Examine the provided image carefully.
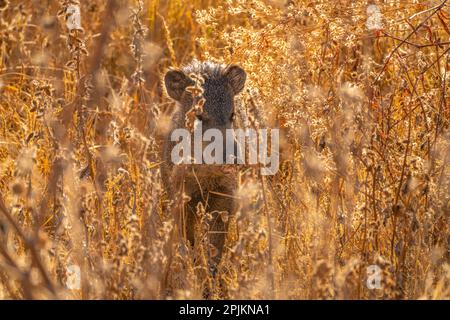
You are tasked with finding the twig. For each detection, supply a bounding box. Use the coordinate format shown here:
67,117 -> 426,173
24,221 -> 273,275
0,193 -> 56,296
381,31 -> 450,48
390,91 -> 413,262
374,0 -> 448,82
259,173 -> 276,299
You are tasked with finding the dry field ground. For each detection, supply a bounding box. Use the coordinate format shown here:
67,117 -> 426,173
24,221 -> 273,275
0,0 -> 449,299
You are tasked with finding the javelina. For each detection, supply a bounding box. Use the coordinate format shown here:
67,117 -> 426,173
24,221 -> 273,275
162,60 -> 247,274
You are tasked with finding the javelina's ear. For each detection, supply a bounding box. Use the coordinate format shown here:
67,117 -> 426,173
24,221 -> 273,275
224,65 -> 246,95
164,70 -> 193,101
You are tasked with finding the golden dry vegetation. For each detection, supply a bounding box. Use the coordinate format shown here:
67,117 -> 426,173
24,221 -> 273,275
0,0 -> 449,299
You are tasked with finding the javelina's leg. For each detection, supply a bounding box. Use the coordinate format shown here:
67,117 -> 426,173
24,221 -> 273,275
185,191 -> 202,246
206,189 -> 234,275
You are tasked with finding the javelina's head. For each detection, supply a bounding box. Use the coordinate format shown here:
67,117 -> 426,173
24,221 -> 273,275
164,60 -> 246,133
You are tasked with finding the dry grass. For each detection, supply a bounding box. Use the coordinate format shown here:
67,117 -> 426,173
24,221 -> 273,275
0,0 -> 449,299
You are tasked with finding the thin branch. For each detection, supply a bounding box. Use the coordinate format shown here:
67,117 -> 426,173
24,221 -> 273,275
374,0 -> 448,82
0,193 -> 56,296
